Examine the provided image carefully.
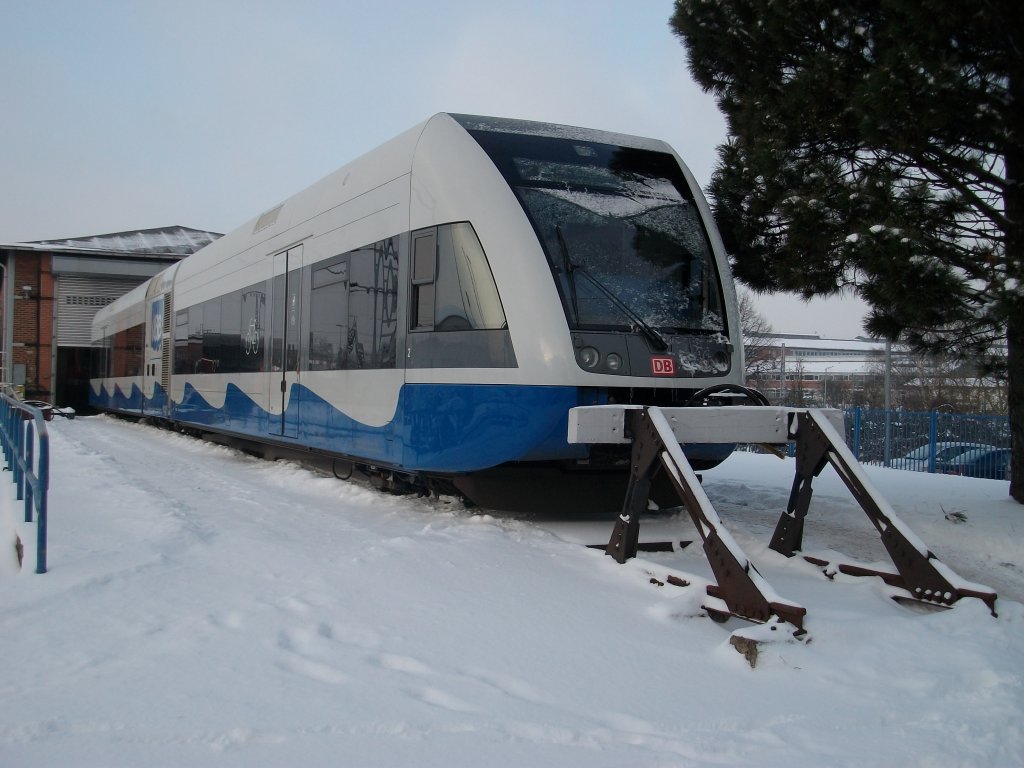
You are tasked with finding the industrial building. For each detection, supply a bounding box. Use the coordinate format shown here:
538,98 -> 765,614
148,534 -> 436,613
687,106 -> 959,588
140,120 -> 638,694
0,226 -> 219,410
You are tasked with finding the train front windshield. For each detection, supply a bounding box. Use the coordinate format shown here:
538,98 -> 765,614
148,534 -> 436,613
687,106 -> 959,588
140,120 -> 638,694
465,127 -> 726,335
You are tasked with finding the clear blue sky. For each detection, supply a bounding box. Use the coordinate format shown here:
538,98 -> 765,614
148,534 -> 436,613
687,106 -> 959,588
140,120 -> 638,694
0,0 -> 868,337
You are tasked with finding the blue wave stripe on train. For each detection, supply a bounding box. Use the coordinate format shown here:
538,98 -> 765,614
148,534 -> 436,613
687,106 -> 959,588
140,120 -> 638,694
91,381 -> 733,474
91,382 -> 596,472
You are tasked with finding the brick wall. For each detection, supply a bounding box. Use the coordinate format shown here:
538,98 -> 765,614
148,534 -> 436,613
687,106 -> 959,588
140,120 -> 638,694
4,252 -> 54,399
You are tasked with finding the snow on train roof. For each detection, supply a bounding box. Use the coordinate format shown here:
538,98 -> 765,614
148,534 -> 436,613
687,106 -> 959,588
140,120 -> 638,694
449,113 -> 670,153
15,225 -> 221,257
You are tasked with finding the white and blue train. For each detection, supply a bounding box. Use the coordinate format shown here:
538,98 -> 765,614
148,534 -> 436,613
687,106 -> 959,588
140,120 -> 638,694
90,113 -> 748,508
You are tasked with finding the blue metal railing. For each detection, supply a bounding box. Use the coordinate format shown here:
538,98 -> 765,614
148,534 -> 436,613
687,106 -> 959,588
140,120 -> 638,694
1,392 -> 49,573
843,407 -> 1010,474
743,407 -> 1010,479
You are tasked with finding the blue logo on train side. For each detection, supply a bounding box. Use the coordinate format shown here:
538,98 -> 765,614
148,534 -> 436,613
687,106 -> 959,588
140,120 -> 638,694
150,297 -> 163,352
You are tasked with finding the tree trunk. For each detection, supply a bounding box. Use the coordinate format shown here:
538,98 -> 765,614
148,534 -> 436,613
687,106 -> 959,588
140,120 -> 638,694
1009,308 -> 1023,503
1007,143 -> 1022,502
1006,94 -> 1023,501
1005,59 -> 1023,503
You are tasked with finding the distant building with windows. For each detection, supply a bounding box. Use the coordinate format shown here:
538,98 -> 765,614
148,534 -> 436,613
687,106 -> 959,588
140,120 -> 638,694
745,333 -> 907,406
747,332 -> 1006,413
0,226 -> 220,409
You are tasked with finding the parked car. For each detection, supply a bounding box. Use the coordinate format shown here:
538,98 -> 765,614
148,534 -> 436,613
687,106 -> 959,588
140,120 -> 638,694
940,447 -> 1011,480
894,441 -> 995,472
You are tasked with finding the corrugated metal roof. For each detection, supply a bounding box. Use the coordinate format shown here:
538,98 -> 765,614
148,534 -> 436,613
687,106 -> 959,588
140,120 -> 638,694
2,225 -> 222,257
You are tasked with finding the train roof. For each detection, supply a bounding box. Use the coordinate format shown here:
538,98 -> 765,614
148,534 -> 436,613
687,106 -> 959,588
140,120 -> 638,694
232,112 -> 674,243
94,113 -> 686,321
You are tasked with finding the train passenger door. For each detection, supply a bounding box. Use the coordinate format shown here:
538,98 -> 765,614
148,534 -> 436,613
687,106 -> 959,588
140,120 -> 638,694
144,291 -> 172,417
141,290 -> 171,417
269,245 -> 303,437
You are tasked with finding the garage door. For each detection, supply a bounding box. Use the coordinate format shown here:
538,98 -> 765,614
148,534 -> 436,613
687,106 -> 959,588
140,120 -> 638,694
56,275 -> 143,347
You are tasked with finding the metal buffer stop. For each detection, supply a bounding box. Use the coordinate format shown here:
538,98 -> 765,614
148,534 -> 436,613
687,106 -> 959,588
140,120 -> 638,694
568,404 -> 998,634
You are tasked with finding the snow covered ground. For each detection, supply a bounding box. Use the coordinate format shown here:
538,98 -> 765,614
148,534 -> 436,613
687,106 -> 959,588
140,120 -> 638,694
2,415 -> 1022,767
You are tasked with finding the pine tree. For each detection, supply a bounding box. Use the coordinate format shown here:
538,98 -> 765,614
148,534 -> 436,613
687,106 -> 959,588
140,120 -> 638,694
671,0 -> 1024,502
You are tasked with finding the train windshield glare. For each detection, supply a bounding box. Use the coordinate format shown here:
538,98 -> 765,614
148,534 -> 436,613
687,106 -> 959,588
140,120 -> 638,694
466,129 -> 725,334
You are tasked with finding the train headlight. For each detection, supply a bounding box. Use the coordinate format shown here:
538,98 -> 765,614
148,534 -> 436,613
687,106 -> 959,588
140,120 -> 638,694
577,346 -> 600,369
606,353 -> 623,372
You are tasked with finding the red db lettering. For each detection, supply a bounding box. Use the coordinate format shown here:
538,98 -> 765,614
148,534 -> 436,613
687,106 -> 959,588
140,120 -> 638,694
651,356 -> 675,376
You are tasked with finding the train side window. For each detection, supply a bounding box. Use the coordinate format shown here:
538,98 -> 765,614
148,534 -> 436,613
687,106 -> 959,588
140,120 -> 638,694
308,258 -> 349,370
434,223 -> 506,331
200,296 -> 222,374
186,303 -> 205,374
411,231 -> 436,330
173,309 -> 189,374
112,323 -> 144,377
91,336 -> 111,379
412,223 -> 507,333
240,285 -> 266,372
220,291 -> 242,373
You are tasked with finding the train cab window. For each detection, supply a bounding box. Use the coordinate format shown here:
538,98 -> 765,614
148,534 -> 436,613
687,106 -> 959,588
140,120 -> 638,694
463,126 -> 727,335
411,223 -> 505,332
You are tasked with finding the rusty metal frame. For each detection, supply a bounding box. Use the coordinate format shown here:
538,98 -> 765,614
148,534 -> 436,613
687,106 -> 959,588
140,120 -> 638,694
605,407 -> 807,632
598,405 -> 998,634
770,410 -> 998,614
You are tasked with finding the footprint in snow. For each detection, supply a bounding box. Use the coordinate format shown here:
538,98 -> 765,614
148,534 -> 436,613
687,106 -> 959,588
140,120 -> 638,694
460,667 -> 551,704
275,628 -> 349,686
326,621 -> 382,650
374,653 -> 435,676
207,611 -> 244,630
604,711 -> 658,735
373,653 -> 484,711
410,686 -> 476,713
277,655 -> 349,686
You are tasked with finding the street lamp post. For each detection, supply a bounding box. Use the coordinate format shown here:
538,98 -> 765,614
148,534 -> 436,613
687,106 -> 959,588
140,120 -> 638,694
0,257 -> 10,389
823,365 -> 835,407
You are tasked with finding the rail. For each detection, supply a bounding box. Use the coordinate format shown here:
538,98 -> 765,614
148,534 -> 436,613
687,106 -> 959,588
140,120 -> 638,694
1,392 -> 50,573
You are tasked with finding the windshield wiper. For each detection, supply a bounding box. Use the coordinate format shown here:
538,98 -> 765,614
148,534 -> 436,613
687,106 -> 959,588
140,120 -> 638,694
554,235 -> 670,353
573,267 -> 670,351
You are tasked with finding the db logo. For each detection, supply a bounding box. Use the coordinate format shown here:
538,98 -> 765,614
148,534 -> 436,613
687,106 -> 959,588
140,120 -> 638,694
651,356 -> 676,376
